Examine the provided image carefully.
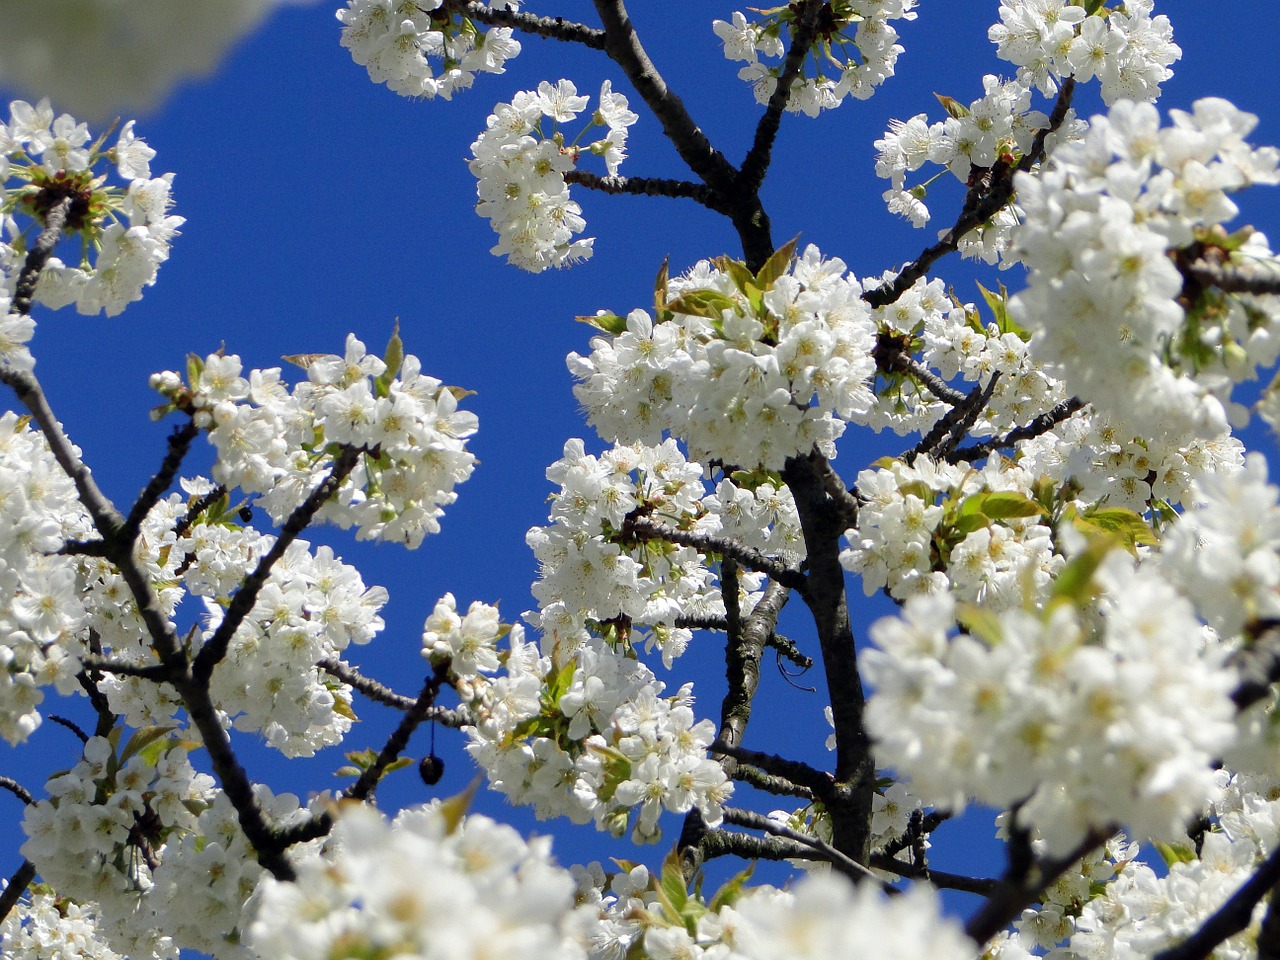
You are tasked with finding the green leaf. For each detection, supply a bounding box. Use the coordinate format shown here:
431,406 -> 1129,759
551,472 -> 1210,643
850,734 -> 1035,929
757,237 -> 799,289
577,312 -> 629,336
654,257 -> 670,313
708,861 -> 756,911
666,290 -> 740,323
438,778 -> 481,834
934,92 -> 969,119
119,725 -> 177,765
1082,0 -> 1107,16
715,255 -> 757,296
1154,840 -> 1197,867
979,490 -> 1047,520
375,321 -> 404,397
654,848 -> 698,931
1078,506 -> 1158,553
1051,528 -> 1115,604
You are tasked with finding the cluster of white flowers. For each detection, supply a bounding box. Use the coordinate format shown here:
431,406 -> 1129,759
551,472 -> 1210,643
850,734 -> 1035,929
244,802 -> 589,960
712,2 -> 918,116
469,79 -> 637,272
1012,98 -> 1280,445
0,99 -> 181,319
990,0 -> 1180,102
569,245 -> 880,471
575,857 -> 973,960
841,454 -> 1064,608
460,622 -> 731,843
19,734 -> 214,959
0,889 -> 123,960
863,547 -> 1239,856
336,0 -> 521,99
151,333 -> 477,548
0,410 -> 93,744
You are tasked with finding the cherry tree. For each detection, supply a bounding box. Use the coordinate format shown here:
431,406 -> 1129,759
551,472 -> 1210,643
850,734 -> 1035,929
2,2 -> 1280,959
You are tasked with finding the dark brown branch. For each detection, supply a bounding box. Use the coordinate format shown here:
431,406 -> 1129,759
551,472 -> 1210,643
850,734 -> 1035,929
48,714 -> 89,744
965,827 -> 1108,944
626,514 -> 806,591
730,762 -> 815,799
864,78 -> 1076,310
564,169 -> 713,204
591,0 -> 739,199
723,806 -> 893,889
0,859 -> 36,928
443,0 -> 606,48
782,450 -> 876,863
1186,261 -> 1280,296
905,375 -> 999,465
12,197 -> 71,316
698,826 -> 818,863
881,810 -> 950,858
318,656 -> 469,727
946,396 -> 1086,464
0,776 -> 33,805
813,456 -> 858,531
878,344 -> 969,406
1154,843 -> 1280,960
192,446 -> 362,684
713,740 -> 833,799
174,483 -> 229,539
122,420 -> 200,540
1232,620 -> 1280,712
739,0 -> 825,191
869,852 -> 997,896
79,653 -> 174,683
345,661 -> 452,802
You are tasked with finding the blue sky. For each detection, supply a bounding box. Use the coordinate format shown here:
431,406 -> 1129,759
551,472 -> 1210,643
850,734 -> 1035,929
2,0 -> 1280,929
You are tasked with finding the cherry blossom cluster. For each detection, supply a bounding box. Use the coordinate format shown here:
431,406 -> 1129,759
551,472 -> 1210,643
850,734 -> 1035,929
574,857 -> 973,960
0,890 -> 123,960
73,483 -> 390,757
712,2 -> 918,116
469,79 -> 637,272
0,99 -> 182,318
19,734 -> 215,959
1011,98 -> 1280,445
863,546 -> 1239,856
151,333 -> 477,548
569,245 -> 880,471
872,74 -> 1090,246
840,454 -> 1064,609
244,802 -> 590,960
0,410 -> 93,745
336,0 -> 521,99
990,0 -> 1180,102
459,623 -> 731,843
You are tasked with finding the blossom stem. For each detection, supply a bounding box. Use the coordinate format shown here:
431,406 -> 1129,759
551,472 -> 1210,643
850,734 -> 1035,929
11,197 -> 71,316
444,0 -> 606,49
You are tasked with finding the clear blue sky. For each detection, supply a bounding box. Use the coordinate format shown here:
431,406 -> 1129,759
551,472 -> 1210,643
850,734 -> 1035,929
2,0 -> 1279,929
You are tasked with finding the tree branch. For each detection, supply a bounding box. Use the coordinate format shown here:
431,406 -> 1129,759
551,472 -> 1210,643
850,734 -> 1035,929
191,446 -> 362,683
782,450 -> 876,864
625,514 -> 806,591
0,859 -> 36,928
443,0 -> 606,48
11,197 -> 71,316
122,420 -> 200,541
946,396 -> 1086,464
864,78 -> 1076,310
319,656 -> 470,727
738,0 -> 825,191
722,806 -> 894,889
564,169 -> 713,204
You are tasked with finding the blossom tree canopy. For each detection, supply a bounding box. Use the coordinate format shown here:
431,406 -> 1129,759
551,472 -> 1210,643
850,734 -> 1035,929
2,3 -> 1280,960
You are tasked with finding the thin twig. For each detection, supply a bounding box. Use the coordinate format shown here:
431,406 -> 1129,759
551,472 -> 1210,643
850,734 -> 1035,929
713,740 -> 834,799
864,78 -> 1076,310
444,0 -> 606,48
0,859 -> 36,928
318,657 -> 469,727
345,661 -> 452,802
946,396 -> 1086,463
564,170 -> 713,203
122,420 -> 200,540
1154,843 -> 1280,960
12,197 -> 71,316
723,806 -> 894,890
626,514 -> 805,591
869,852 -> 997,895
739,0 -> 825,191
192,447 -> 362,683
0,776 -> 34,805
